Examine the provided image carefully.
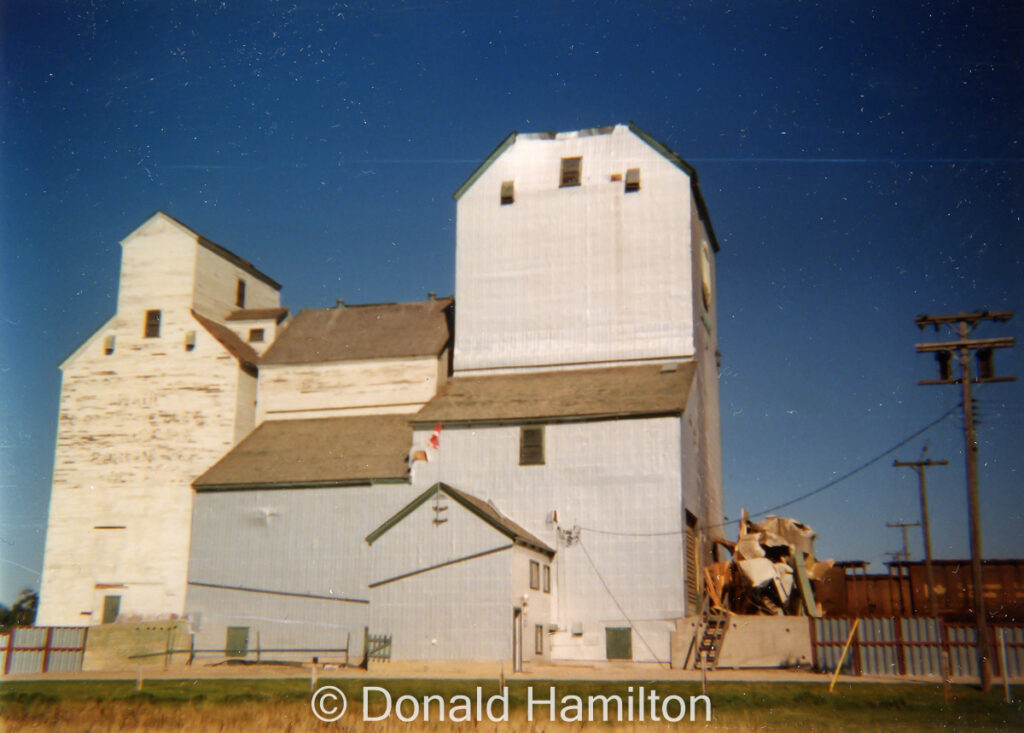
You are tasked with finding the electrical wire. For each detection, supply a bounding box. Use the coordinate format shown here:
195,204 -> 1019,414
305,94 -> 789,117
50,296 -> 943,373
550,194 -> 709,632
718,403 -> 962,528
576,535 -> 667,667
579,403 -> 961,538
580,527 -> 679,537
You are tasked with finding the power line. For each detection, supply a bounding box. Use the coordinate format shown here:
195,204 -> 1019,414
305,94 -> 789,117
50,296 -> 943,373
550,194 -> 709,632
580,404 -> 960,538
580,527 -> 679,537
725,403 -> 960,527
576,536 -> 666,667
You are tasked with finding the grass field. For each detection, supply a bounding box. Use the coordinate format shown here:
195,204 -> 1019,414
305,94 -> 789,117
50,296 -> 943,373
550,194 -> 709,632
1,678 -> 1021,731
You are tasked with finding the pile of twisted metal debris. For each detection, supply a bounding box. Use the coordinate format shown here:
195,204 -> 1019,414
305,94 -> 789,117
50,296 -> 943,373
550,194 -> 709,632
708,511 -> 835,617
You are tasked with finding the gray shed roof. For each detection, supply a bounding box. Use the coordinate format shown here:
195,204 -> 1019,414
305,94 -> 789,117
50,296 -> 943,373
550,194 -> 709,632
193,414 -> 412,490
260,297 -> 452,365
413,362 -> 696,425
366,482 -> 555,557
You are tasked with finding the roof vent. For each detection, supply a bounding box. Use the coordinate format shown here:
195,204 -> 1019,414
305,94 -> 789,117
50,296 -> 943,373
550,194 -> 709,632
336,299 -> 345,308
428,292 -> 436,301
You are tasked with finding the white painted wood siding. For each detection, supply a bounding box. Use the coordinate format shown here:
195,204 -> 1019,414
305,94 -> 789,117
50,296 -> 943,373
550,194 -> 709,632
454,125 -> 696,373
38,213 -> 282,627
193,242 -> 279,320
257,355 -> 445,422
409,417 -> 689,662
116,217 -> 198,324
37,313 -> 249,626
225,317 -> 282,357
234,369 -> 258,443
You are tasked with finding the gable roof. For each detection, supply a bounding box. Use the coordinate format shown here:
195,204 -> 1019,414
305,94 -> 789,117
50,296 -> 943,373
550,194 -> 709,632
412,362 -> 696,426
450,123 -> 719,251
366,482 -> 555,556
193,414 -> 412,490
191,311 -> 260,368
124,211 -> 282,290
226,307 -> 289,323
260,297 -> 453,365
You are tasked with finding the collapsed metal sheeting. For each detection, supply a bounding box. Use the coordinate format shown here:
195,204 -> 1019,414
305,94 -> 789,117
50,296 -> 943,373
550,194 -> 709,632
708,512 -> 833,617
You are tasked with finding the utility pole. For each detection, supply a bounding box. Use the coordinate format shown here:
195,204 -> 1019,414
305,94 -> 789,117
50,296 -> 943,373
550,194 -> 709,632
886,522 -> 919,616
886,521 -> 920,563
915,310 -> 1016,692
893,457 -> 948,619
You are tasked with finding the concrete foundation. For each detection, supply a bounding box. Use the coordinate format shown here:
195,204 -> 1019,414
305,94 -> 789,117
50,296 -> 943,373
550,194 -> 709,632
671,615 -> 812,670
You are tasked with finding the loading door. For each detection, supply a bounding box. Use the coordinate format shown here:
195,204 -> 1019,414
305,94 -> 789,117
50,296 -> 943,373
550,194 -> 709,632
606,627 -> 633,660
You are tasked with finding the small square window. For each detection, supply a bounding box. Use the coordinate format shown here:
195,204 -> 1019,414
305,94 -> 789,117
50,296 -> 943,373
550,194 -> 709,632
529,560 -> 540,590
248,328 -> 265,343
560,156 -> 582,187
103,335 -> 116,355
500,180 -> 515,205
144,310 -> 161,338
520,426 -> 545,466
236,279 -> 246,308
543,565 -> 551,593
625,167 -> 641,192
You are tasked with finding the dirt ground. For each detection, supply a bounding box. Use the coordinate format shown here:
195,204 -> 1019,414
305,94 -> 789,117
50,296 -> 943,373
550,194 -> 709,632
2,659 -> 949,685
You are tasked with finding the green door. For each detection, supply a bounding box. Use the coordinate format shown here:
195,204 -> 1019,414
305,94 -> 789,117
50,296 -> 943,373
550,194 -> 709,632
225,626 -> 249,657
606,627 -> 632,660
102,595 -> 121,624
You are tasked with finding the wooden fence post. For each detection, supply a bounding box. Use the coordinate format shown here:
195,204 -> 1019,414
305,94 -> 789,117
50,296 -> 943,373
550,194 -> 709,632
894,617 -> 905,676
4,630 -> 14,675
852,619 -> 862,676
808,617 -> 818,671
41,628 -> 54,674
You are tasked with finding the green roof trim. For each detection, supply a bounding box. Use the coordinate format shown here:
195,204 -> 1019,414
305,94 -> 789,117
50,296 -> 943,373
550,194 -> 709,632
194,477 -> 409,493
366,483 -> 442,545
366,481 -> 555,556
452,131 -> 517,201
628,121 -> 721,252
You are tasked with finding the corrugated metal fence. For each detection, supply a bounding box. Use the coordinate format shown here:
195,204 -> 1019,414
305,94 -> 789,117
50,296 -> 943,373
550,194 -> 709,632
811,617 -> 1024,679
1,626 -> 88,675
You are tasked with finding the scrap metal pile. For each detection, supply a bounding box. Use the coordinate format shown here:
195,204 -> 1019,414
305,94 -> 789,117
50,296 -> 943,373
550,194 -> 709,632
706,512 -> 835,617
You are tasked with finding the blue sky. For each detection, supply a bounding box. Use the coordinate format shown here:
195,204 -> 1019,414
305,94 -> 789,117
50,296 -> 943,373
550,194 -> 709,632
1,0 -> 1022,605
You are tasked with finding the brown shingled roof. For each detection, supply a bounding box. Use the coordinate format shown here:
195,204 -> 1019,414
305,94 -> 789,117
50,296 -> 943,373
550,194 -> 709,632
413,362 -> 696,424
260,298 -> 452,365
193,414 -> 412,489
225,307 -> 289,323
191,311 -> 260,367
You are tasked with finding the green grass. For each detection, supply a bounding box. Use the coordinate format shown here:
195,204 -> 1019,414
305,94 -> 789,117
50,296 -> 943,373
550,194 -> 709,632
1,678 -> 1022,731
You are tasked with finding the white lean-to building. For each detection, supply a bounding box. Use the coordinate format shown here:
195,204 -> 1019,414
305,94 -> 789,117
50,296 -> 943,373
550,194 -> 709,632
38,123 -> 723,665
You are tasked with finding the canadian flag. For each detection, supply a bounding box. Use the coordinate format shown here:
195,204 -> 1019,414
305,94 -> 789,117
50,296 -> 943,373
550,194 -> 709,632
427,423 -> 442,451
